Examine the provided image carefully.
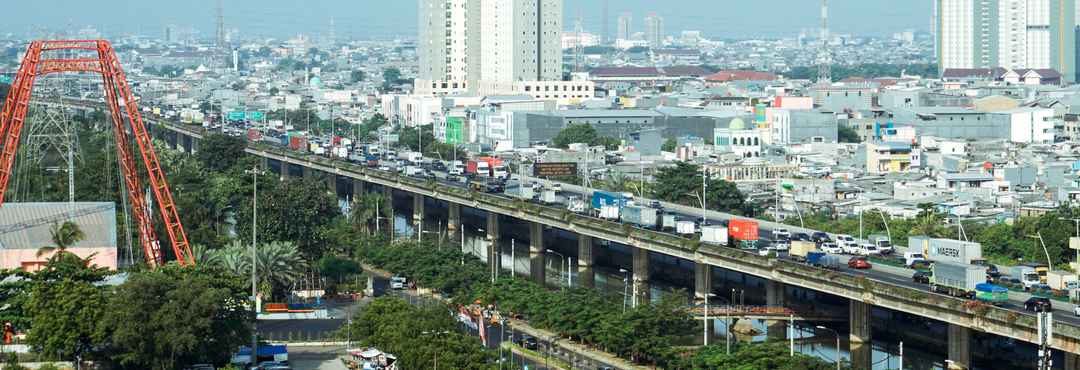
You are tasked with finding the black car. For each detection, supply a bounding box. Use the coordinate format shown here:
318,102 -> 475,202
793,232 -> 811,242
1024,297 -> 1052,312
912,270 -> 931,284
811,232 -> 831,244
517,335 -> 538,350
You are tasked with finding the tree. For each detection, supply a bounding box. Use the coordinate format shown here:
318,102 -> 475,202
98,266 -> 250,370
382,67 -> 403,91
661,138 -> 677,152
37,221 -> 85,258
205,240 -> 306,299
235,177 -> 338,259
552,124 -> 599,148
652,162 -> 750,215
350,192 -> 386,235
838,125 -> 860,143
679,341 -> 841,369
268,86 -> 279,96
195,134 -> 248,173
25,255 -> 109,366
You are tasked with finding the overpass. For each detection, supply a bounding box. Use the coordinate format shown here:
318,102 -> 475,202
144,118 -> 1080,369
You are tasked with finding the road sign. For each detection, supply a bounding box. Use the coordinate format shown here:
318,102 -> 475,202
533,162 -> 578,177
446,117 -> 464,145
246,111 -> 264,121
227,111 -> 246,121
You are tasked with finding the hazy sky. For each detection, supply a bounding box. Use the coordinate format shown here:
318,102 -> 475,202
6,0 -> 931,40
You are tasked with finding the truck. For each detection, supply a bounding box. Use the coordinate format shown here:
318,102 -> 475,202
676,221 -> 696,235
789,241 -> 818,262
468,157 -> 508,179
398,151 -> 423,164
1008,265 -> 1042,290
1046,271 -> 1079,290
511,186 -> 537,201
538,189 -> 558,204
566,196 -> 587,214
974,283 -> 1009,305
909,236 -> 983,265
869,234 -> 893,254
591,191 -> 631,212
661,214 -> 677,231
930,261 -> 987,298
728,219 -> 760,246
469,178 -> 504,193
806,252 -> 840,270
449,160 -> 466,176
620,205 -> 659,229
402,166 -> 428,178
700,225 -> 729,245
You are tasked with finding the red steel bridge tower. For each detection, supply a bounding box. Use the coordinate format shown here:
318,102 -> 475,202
0,40 -> 192,267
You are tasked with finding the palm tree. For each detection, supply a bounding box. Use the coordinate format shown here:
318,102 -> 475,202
204,240 -> 305,299
350,193 -> 384,235
37,221 -> 86,258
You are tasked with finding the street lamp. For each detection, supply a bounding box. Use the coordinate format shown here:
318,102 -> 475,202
619,268 -> 630,313
816,325 -> 841,370
1027,233 -> 1054,272
703,293 -> 716,346
244,165 -> 265,365
546,249 -> 567,288
421,330 -> 451,370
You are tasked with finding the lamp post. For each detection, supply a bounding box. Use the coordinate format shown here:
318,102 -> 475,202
244,165 -> 265,365
703,293 -> 716,346
546,249 -> 567,288
421,330 -> 451,370
816,325 -> 841,370
619,268 -> 630,313
1028,233 -> 1054,272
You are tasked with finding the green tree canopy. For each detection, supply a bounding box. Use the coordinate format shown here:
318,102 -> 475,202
661,138 -> 678,152
195,133 -> 248,173
235,178 -> 338,259
652,162 -> 752,215
838,125 -> 860,143
552,124 -> 600,148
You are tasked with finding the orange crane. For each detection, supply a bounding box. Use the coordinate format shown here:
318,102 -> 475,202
0,40 -> 193,267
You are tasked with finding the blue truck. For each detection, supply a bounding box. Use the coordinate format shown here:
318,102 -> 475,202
591,191 -> 631,210
806,252 -> 840,270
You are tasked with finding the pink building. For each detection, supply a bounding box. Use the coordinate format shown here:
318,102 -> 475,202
0,202 -> 118,271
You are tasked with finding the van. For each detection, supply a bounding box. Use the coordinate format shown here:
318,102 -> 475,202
854,243 -> 881,256
904,252 -> 926,267
835,234 -> 856,253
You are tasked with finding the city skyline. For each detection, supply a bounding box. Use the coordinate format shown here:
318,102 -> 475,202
5,0 -> 932,40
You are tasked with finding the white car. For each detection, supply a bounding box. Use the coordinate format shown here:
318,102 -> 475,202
820,242 -> 843,254
835,234 -> 857,253
854,243 -> 881,256
774,228 -> 791,240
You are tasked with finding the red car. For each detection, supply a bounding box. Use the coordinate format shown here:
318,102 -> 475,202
848,257 -> 872,269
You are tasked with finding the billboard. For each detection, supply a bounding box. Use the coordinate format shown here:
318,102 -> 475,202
446,117 -> 464,145
533,162 -> 578,177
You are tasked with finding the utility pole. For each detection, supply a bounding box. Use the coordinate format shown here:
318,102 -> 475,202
245,165 -> 264,367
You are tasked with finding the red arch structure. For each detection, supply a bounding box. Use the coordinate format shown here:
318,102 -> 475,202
0,40 -> 192,267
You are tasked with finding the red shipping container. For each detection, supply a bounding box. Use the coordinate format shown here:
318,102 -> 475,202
289,136 -> 308,152
728,219 -> 759,241
332,136 -> 342,146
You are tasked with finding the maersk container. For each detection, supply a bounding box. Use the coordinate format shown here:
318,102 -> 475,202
592,191 -> 630,211
700,225 -> 728,245
910,236 -> 983,265
620,205 -> 659,229
931,261 -> 986,298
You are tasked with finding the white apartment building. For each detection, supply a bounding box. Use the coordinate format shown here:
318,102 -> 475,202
416,0 -> 565,96
937,0 -> 1076,82
617,12 -> 632,41
644,13 -> 664,47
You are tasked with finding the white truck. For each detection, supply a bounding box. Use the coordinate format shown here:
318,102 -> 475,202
1047,271 -> 1079,290
398,151 -> 423,164
449,160 -> 466,176
700,225 -> 729,245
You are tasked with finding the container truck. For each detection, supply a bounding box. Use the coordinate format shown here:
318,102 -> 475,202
700,225 -> 729,245
1046,271 -> 1079,290
806,252 -> 840,270
931,262 -> 987,298
1008,265 -> 1042,290
566,196 -> 587,214
620,205 -> 659,229
449,160 -> 466,176
288,136 -> 308,152
468,157 -> 508,179
909,236 -> 983,265
467,160 -> 492,178
538,190 -> 558,205
661,214 -> 677,231
399,151 -> 423,164
591,191 -> 631,211
728,219 -> 760,246
974,283 -> 1009,305
675,221 -> 696,235
789,241 -> 818,262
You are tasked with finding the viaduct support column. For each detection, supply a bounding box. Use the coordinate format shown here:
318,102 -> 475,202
695,262 -> 714,344
326,172 -> 337,195
486,213 -> 500,282
577,235 -> 594,288
850,300 -> 872,369
1065,352 -> 1080,370
632,248 -> 650,307
947,324 -> 971,370
302,165 -> 313,180
766,281 -> 787,340
383,187 -> 394,239
529,222 -> 545,284
447,203 -> 461,237
352,180 -> 366,198
413,195 -> 426,239
190,137 -> 198,154
279,162 -> 290,181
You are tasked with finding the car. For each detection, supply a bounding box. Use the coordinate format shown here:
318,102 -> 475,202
772,239 -> 790,252
1075,305 -> 1080,317
912,270 -> 931,284
848,256 -> 872,269
757,246 -> 776,257
648,200 -> 662,209
909,260 -> 933,271
853,243 -> 881,256
835,234 -> 856,252
1024,297 -> 1052,312
390,276 -> 406,290
820,242 -> 843,254
811,232 -> 832,244
774,228 -> 791,240
792,232 -> 811,242
517,335 -> 538,350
